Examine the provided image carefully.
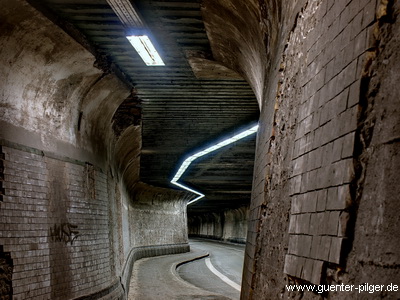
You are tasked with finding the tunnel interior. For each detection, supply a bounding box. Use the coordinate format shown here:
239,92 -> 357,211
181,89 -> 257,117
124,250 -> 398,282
1,0 -> 400,299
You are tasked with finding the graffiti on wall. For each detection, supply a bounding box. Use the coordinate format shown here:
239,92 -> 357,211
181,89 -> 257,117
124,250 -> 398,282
49,223 -> 81,245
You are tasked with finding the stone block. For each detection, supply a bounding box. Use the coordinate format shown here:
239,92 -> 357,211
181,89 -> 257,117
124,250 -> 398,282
337,88 -> 350,116
305,151 -> 313,172
333,47 -> 345,76
332,137 -> 343,162
309,213 -> 319,236
288,235 -> 300,255
319,236 -> 332,261
292,155 -> 307,177
314,127 -> 323,149
307,169 -> 319,191
347,79 -> 360,108
362,0 -> 377,28
302,171 -> 314,194
315,147 -> 324,169
291,195 -> 302,214
351,10 -> 364,40
319,102 -> 331,126
316,189 -> 327,211
298,213 -> 311,234
338,211 -> 350,237
319,212 -> 330,236
327,211 -> 340,235
306,132 -> 314,153
298,136 -> 308,156
292,139 -> 300,160
303,258 -> 314,282
331,159 -> 354,186
353,28 -> 368,58
344,41 -> 357,67
328,75 -> 339,101
303,115 -> 313,135
298,235 -> 313,257
315,68 -> 326,92
302,191 -> 317,212
326,187 -> 339,210
316,0 -> 328,21
341,132 -> 355,158
321,142 -> 333,167
329,237 -> 344,264
322,122 -> 336,146
315,166 -> 328,189
283,254 -> 297,276
337,184 -> 352,209
295,121 -> 305,141
310,235 -> 321,259
337,60 -> 357,93
316,212 -> 326,236
341,24 -> 352,50
296,256 -> 306,278
325,59 -> 335,84
318,83 -> 330,108
290,175 -> 302,195
310,260 -> 325,285
288,214 -> 297,233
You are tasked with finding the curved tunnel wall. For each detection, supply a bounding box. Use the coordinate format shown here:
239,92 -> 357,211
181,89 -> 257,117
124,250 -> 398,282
200,0 -> 400,299
0,1 -> 190,299
1,0 -> 400,299
188,206 -> 249,244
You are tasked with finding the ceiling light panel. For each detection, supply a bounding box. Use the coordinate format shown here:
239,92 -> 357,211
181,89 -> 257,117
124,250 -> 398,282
171,124 -> 259,205
126,35 -> 165,66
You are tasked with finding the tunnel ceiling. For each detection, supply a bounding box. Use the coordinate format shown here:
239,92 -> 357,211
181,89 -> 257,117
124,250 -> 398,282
33,0 -> 260,213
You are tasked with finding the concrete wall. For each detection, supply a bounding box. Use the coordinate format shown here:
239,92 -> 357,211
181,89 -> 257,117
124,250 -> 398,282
241,0 -> 400,299
0,1 -> 190,299
188,206 -> 248,244
202,0 -> 400,298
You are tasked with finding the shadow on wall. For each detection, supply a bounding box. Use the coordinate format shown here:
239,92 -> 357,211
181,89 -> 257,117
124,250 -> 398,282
0,1 -> 192,299
188,206 -> 249,244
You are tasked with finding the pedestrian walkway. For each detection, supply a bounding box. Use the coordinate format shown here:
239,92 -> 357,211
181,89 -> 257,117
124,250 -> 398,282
128,247 -> 233,300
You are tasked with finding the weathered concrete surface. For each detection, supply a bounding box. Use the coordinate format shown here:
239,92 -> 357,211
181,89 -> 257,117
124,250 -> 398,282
131,182 -> 191,247
188,206 -> 248,244
1,0 -> 399,298
341,1 -> 400,297
0,1 -> 191,299
200,0 -> 400,299
201,0 -> 269,106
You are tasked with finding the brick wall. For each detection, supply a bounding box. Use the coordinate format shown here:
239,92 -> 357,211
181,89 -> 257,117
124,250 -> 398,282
242,0 -> 399,298
0,145 -> 120,299
0,142 -> 191,299
282,0 -> 368,284
0,1 -> 191,297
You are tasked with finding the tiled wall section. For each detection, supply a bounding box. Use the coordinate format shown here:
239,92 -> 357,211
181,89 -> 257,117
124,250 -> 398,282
0,146 -> 120,299
283,0 -> 376,284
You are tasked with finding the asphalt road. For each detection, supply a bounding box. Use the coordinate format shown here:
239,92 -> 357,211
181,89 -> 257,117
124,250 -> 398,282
177,238 -> 245,300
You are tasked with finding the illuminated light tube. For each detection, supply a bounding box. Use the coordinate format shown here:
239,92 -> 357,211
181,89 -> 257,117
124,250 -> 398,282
126,35 -> 165,66
171,124 -> 259,205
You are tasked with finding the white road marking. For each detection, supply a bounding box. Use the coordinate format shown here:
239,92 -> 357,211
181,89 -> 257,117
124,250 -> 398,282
205,257 -> 241,292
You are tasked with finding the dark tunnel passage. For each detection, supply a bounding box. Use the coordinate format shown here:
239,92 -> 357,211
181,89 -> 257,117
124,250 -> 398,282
1,0 -> 400,299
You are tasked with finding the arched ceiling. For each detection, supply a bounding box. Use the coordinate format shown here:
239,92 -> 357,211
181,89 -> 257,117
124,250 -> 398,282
29,0 -> 260,213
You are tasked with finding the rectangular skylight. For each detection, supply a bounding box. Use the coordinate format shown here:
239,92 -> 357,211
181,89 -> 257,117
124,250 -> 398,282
126,35 -> 165,66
